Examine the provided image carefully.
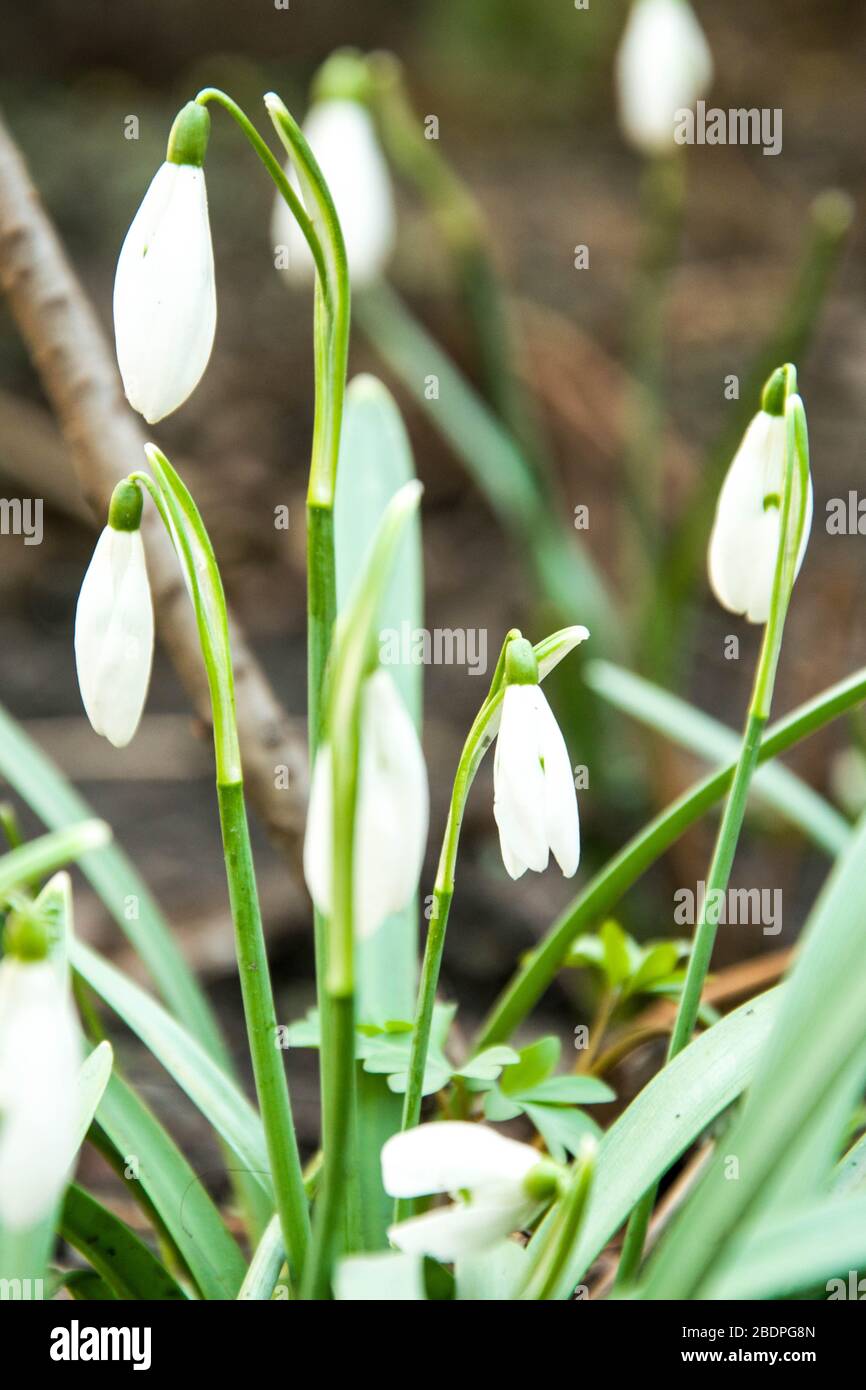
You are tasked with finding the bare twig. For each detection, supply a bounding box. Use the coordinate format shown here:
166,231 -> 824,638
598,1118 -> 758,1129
0,111 -> 307,855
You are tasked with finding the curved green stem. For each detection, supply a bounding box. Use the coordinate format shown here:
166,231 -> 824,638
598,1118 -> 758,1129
195,87 -> 328,296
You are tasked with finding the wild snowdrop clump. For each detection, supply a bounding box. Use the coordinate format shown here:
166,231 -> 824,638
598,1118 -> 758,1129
2,21 -> 866,1320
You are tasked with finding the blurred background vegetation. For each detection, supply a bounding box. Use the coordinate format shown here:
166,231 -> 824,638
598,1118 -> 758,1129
1,0 -> 865,1182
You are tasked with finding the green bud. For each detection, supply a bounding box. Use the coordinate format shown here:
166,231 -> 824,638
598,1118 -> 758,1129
166,101 -> 211,168
505,636 -> 539,687
108,480 -> 144,532
523,1159 -> 566,1203
312,48 -> 374,105
3,907 -> 50,962
761,363 -> 796,417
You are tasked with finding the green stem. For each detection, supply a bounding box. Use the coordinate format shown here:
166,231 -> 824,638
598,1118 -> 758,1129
217,782 -> 310,1283
518,1150 -> 596,1301
301,995 -> 355,1298
614,711 -> 764,1287
615,376 -> 808,1286
197,86 -> 354,1276
396,631 -> 525,1192
138,449 -> 311,1279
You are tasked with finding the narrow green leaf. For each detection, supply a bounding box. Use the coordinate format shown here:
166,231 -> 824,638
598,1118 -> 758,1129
94,1071 -> 247,1301
60,1184 -> 187,1301
71,940 -> 271,1199
533,989 -> 779,1296
586,658 -> 850,856
706,1195 -> 866,1300
0,820 -> 109,901
0,702 -> 228,1065
642,812 -> 866,1299
833,1131 -> 866,1195
334,376 -> 424,1247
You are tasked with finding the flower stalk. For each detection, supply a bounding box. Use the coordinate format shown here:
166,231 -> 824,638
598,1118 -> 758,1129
615,365 -> 810,1287
398,626 -> 589,1198
134,446 -> 310,1285
193,88 -> 353,1249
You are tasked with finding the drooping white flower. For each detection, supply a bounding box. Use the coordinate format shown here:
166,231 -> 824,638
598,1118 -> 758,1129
383,1122 -> 557,1261
114,102 -> 216,423
75,482 -> 154,749
0,957 -> 82,1230
615,0 -> 713,156
272,99 -> 396,287
708,408 -> 813,624
493,642 -> 583,880
304,669 -> 428,939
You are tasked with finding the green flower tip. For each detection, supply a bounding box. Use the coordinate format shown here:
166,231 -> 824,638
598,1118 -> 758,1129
761,363 -> 797,417
312,48 -> 374,105
167,101 -> 211,167
3,907 -> 50,962
523,1159 -> 565,1203
505,636 -> 539,687
108,479 -> 144,532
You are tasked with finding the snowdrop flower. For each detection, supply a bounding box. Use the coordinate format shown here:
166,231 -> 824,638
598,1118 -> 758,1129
304,669 -> 428,940
114,101 -> 217,423
616,0 -> 713,156
493,637 -> 585,881
383,1122 -> 561,1261
272,98 -> 396,287
75,480 -> 154,748
0,951 -> 81,1229
708,382 -> 813,624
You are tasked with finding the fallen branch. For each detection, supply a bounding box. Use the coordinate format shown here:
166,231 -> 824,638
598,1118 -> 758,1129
0,110 -> 307,856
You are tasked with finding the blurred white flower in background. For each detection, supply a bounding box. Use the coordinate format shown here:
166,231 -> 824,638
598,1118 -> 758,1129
304,668 -> 428,939
616,0 -> 713,156
272,99 -> 396,287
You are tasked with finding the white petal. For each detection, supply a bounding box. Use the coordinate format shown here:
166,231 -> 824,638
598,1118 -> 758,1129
303,742 -> 334,919
494,685 -> 549,877
616,0 -> 713,155
354,671 -> 428,939
536,689 -> 581,877
381,1121 -> 539,1198
114,163 -> 217,423
387,1196 -> 533,1262
74,528 -> 154,748
273,100 -> 395,287
0,960 -> 82,1229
